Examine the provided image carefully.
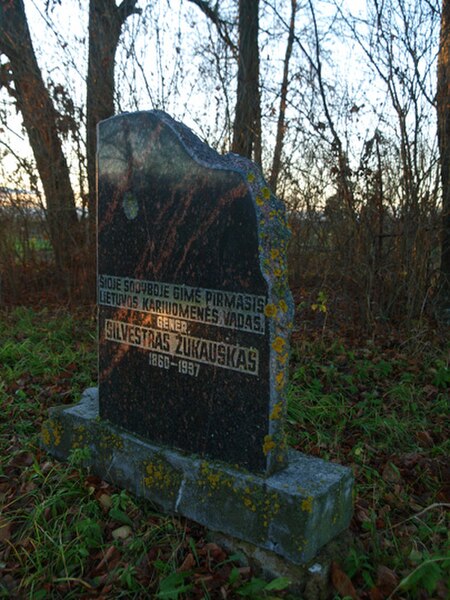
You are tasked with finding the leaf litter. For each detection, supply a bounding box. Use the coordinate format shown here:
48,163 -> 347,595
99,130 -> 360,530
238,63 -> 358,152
0,304 -> 448,598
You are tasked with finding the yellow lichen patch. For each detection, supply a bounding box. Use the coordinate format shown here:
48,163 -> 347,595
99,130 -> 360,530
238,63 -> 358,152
198,463 -> 281,517
272,336 -> 286,353
301,496 -> 314,513
263,435 -> 276,455
277,352 -> 288,365
99,431 -> 124,451
264,494 -> 280,515
278,299 -> 288,313
256,196 -> 264,206
247,172 -> 255,183
275,372 -> 284,391
270,401 -> 283,420
270,248 -> 280,260
261,187 -> 271,199
71,426 -> 87,449
207,472 -> 221,490
42,419 -> 62,447
198,462 -> 234,493
41,424 -> 51,447
143,459 -> 178,495
261,492 -> 281,528
53,422 -> 62,446
243,496 -> 257,512
273,267 -> 282,278
264,303 -> 277,318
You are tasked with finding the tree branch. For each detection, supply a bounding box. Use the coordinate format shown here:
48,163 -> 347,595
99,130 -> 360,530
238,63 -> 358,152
118,0 -> 142,22
187,0 -> 238,58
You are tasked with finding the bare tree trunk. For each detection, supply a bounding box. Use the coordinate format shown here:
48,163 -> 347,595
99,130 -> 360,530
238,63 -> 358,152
0,0 -> 78,270
269,0 -> 296,193
437,0 -> 450,320
232,0 -> 261,164
86,0 -> 141,240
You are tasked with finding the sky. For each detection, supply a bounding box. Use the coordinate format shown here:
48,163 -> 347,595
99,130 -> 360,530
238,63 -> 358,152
0,0 -> 440,205
1,1 -> 357,177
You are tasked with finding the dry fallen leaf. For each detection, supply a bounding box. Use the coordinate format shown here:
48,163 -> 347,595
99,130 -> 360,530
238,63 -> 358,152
416,431 -> 434,448
356,508 -> 371,524
94,545 -> 121,573
331,561 -> 358,600
382,462 -> 402,483
201,542 -> 227,562
177,552 -> 196,572
111,525 -> 132,540
376,564 -> 398,595
368,587 -> 384,600
98,493 -> 113,510
0,519 -> 12,542
9,452 -> 34,468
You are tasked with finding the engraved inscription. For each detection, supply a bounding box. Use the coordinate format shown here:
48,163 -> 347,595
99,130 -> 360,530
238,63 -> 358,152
148,352 -> 200,377
99,274 -> 266,335
105,319 -> 259,376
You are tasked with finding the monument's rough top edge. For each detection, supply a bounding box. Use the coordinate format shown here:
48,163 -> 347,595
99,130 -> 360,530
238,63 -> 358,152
99,109 -> 264,182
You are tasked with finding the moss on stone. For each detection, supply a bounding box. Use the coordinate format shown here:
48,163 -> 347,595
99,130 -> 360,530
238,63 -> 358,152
41,419 -> 62,447
196,462 -> 284,533
263,435 -> 276,456
142,456 -> 182,498
301,496 -> 314,513
98,430 -> 124,451
270,401 -> 283,420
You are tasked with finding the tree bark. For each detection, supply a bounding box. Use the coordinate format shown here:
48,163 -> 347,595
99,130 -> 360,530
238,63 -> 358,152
0,0 -> 78,269
86,0 -> 141,239
437,0 -> 450,320
232,0 -> 261,164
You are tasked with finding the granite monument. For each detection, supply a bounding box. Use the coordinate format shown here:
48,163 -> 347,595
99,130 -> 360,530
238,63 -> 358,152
97,111 -> 292,474
42,111 -> 353,566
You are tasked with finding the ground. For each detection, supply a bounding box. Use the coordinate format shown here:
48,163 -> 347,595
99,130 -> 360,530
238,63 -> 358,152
0,302 -> 448,599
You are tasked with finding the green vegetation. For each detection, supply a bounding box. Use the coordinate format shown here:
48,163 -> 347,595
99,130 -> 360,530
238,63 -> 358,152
288,329 -> 449,599
0,307 -> 448,598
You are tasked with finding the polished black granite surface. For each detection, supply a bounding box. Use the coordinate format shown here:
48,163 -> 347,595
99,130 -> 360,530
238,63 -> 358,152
97,111 -> 293,474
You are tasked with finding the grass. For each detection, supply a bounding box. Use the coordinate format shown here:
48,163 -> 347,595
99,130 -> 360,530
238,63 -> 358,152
288,331 -> 449,598
0,306 -> 449,598
0,307 -> 291,599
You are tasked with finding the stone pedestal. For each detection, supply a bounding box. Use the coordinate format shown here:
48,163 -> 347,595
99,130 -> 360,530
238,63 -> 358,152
42,388 -> 353,566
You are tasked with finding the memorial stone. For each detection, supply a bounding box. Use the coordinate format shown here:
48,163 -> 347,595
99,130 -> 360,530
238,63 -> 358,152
42,111 -> 353,567
97,110 -> 292,474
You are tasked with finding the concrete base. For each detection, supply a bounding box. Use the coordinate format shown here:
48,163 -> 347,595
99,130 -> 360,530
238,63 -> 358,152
209,530 -> 354,599
41,388 -> 353,565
